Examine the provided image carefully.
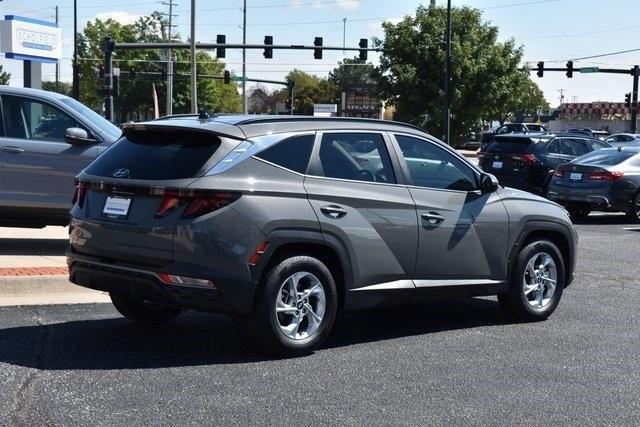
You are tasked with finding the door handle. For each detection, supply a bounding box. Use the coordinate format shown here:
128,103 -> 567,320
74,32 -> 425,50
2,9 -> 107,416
0,146 -> 24,154
421,211 -> 445,225
320,205 -> 347,219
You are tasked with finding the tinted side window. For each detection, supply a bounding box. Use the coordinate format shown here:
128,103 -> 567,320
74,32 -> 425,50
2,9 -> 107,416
396,135 -> 477,191
316,133 -> 395,184
255,134 -> 314,174
1,95 -> 79,141
565,138 -> 590,156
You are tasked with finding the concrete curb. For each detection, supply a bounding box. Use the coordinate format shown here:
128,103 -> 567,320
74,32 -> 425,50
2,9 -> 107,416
0,275 -> 110,307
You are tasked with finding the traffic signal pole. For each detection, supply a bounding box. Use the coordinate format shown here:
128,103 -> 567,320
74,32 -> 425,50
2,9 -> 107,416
632,65 -> 639,133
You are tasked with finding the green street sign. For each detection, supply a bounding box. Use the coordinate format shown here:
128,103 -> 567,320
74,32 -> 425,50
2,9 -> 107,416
231,76 -> 246,82
580,67 -> 600,74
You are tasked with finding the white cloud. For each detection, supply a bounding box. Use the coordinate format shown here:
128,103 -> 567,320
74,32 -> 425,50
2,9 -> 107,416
292,0 -> 361,10
93,11 -> 142,26
368,17 -> 403,36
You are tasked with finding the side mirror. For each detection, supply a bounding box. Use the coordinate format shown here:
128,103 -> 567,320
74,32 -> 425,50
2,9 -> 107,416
480,173 -> 499,193
64,127 -> 96,145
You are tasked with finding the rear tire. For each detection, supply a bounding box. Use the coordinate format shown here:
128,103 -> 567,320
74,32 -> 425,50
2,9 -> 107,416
248,256 -> 338,356
110,293 -> 182,325
498,240 -> 565,322
567,205 -> 591,220
626,192 -> 640,224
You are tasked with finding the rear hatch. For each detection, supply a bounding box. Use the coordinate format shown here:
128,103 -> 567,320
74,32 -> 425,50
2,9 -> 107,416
69,125 -> 242,266
478,136 -> 538,178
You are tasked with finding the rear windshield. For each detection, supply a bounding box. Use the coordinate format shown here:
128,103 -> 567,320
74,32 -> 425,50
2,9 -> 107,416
487,137 -> 539,154
85,129 -> 222,180
574,149 -> 639,166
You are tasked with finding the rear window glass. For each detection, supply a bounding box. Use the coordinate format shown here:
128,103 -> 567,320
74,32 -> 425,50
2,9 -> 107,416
487,137 -> 537,154
255,134 -> 314,174
574,149 -> 639,166
86,130 -> 221,180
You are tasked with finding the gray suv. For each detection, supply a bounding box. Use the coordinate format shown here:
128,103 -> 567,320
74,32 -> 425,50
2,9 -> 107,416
67,116 -> 578,355
0,86 -> 121,227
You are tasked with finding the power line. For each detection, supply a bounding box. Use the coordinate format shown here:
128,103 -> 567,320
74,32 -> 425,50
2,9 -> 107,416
481,0 -> 559,10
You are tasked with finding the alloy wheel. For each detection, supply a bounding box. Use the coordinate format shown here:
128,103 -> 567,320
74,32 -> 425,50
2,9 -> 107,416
522,252 -> 557,310
275,271 -> 326,340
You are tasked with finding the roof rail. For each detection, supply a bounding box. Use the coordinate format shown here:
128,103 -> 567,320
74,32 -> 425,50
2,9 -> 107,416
234,116 -> 426,133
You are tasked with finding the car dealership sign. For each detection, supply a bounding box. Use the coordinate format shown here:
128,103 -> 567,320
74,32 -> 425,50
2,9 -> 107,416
0,15 -> 62,63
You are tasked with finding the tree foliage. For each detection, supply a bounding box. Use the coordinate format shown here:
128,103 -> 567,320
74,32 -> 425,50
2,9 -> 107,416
42,80 -> 72,96
374,5 -> 548,142
328,57 -> 375,90
0,65 -> 10,85
77,12 -> 240,122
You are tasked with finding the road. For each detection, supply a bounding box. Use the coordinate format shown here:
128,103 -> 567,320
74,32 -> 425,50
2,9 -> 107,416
0,215 -> 639,425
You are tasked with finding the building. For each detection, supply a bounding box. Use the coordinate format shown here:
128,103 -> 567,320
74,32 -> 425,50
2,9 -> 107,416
546,101 -> 639,133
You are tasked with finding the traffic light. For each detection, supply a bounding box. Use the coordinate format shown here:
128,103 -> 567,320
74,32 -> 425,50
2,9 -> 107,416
98,65 -> 105,79
224,70 -> 231,84
216,34 -> 226,58
264,35 -> 273,59
625,93 -> 632,108
359,38 -> 368,61
566,60 -> 573,78
314,37 -> 323,60
285,98 -> 292,111
536,61 -> 544,78
129,67 -> 136,79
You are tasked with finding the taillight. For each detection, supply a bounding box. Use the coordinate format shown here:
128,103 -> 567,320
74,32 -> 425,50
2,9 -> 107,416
519,153 -> 538,165
72,182 -> 89,207
588,171 -> 624,181
154,190 -> 240,219
553,167 -> 565,178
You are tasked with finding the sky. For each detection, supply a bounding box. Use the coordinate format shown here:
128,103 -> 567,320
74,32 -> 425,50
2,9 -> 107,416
1,0 -> 640,107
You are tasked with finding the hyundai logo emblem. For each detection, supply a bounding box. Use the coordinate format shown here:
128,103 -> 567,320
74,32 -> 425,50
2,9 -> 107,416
112,168 -> 130,178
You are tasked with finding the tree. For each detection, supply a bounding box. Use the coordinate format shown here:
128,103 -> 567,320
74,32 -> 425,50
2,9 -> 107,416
328,57 -> 375,92
0,65 -> 10,85
77,12 -> 240,122
280,69 -> 337,115
42,81 -> 72,96
374,5 -> 548,143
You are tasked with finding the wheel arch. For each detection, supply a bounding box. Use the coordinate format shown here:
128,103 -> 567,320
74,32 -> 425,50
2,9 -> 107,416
508,221 -> 576,288
251,229 -> 354,312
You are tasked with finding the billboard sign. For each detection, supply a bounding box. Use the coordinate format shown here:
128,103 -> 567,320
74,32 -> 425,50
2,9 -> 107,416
0,15 -> 62,63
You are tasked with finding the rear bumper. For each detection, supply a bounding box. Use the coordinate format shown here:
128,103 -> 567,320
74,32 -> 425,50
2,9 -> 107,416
67,251 -> 257,315
547,186 -> 631,212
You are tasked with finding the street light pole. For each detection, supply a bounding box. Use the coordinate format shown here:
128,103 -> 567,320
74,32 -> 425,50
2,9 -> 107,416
190,0 -> 197,113
72,0 -> 79,100
443,0 -> 452,145
342,18 -> 347,54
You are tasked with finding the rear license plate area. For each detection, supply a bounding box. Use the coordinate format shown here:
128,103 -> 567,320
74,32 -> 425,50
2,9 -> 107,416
103,196 -> 132,218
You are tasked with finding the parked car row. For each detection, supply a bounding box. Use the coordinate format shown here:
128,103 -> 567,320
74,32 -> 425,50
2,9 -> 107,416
479,132 -> 640,222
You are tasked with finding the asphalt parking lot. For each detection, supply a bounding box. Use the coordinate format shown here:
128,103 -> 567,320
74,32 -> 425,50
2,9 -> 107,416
1,214 -> 639,425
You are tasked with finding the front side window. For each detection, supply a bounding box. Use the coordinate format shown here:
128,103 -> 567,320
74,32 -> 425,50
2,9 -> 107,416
255,134 -> 314,174
316,133 -> 396,184
1,95 -> 79,141
395,135 -> 477,191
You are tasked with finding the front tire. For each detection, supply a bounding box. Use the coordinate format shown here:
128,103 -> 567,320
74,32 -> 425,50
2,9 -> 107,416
110,293 -> 182,325
249,256 -> 338,356
498,240 -> 565,321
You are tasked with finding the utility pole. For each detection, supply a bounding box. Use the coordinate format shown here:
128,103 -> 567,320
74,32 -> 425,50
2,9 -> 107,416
342,18 -> 347,54
72,0 -> 79,100
558,89 -> 565,106
631,65 -> 639,133
161,0 -> 177,116
443,0 -> 452,144
242,0 -> 247,114
190,0 -> 197,113
55,5 -> 59,93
